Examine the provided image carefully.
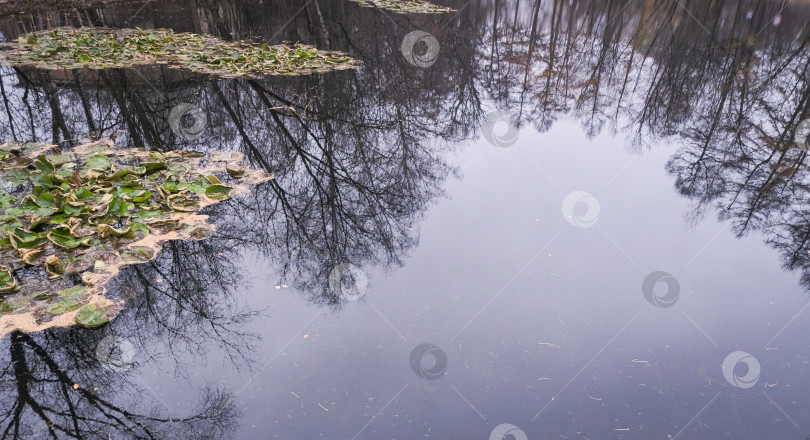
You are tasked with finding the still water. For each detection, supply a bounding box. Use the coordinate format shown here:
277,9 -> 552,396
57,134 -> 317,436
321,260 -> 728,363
1,0 -> 810,438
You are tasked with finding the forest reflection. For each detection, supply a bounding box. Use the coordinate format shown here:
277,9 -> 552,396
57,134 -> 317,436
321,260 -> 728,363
0,0 -> 809,437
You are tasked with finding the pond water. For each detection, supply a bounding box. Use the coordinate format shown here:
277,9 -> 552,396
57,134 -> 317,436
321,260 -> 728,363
1,0 -> 810,438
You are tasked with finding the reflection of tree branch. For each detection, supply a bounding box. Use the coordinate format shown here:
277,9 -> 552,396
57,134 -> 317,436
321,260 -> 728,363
1,330 -> 240,439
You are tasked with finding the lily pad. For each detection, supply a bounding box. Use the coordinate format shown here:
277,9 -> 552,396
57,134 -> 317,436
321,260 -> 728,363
46,285 -> 90,314
74,303 -> 110,328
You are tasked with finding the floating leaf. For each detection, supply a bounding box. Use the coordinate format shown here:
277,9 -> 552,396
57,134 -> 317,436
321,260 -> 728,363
8,228 -> 46,250
0,267 -> 18,295
74,303 -> 110,328
205,184 -> 232,201
47,226 -> 91,249
97,223 -> 133,238
46,285 -> 89,314
81,154 -> 112,174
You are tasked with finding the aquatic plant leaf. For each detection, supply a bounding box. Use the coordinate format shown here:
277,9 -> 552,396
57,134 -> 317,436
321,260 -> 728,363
34,155 -> 55,173
8,228 -> 46,250
46,285 -> 89,314
205,184 -> 232,200
81,154 -> 112,173
47,226 -> 91,249
74,303 -> 109,328
0,267 -> 18,295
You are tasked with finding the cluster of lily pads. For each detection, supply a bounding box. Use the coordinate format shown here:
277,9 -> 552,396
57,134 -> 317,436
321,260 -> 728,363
0,140 -> 270,334
352,0 -> 455,13
0,27 -> 361,77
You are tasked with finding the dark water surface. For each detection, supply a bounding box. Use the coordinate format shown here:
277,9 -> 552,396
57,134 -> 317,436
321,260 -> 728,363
2,0 -> 810,438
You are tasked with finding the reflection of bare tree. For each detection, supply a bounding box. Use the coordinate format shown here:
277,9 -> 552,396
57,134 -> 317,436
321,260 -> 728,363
4,0 -> 810,293
0,329 -> 240,439
478,0 -> 810,289
110,237 -> 260,365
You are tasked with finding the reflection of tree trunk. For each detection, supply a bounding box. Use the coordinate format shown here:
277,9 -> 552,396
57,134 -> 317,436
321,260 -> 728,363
101,71 -> 146,148
44,80 -> 72,146
7,331 -> 28,439
0,73 -> 18,141
76,74 -> 98,137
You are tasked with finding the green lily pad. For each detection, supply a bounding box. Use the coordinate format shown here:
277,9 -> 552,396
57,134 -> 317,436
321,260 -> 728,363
0,267 -> 19,295
47,226 -> 91,249
46,285 -> 90,314
81,154 -> 112,174
205,184 -> 232,201
74,303 -> 110,328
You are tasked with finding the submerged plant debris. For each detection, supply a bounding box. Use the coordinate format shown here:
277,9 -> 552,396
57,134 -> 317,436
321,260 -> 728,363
351,0 -> 455,14
0,27 -> 361,77
0,140 -> 272,336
